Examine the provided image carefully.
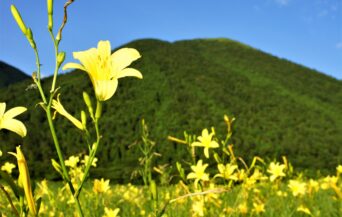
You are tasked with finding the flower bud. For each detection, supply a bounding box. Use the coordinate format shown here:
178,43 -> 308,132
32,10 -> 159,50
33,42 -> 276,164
11,146 -> 36,215
10,5 -> 27,35
57,52 -> 66,68
26,28 -> 36,49
47,0 -> 54,30
81,110 -> 87,128
83,92 -> 94,119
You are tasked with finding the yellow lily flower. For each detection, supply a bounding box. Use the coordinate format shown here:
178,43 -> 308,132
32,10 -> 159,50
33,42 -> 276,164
0,102 -> 27,137
267,162 -> 286,182
93,178 -> 110,194
1,162 -> 16,174
103,207 -> 120,217
187,160 -> 209,188
51,95 -> 84,130
288,180 -> 306,197
63,40 -> 142,101
191,128 -> 219,158
215,163 -> 238,181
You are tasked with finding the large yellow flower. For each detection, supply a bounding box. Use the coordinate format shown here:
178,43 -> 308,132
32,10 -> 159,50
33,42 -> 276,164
191,128 -> 219,158
0,102 -> 27,137
187,160 -> 209,188
63,40 -> 142,101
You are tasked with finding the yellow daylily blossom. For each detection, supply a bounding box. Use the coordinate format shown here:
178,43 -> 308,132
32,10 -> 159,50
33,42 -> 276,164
288,180 -> 306,197
0,102 -> 27,137
81,155 -> 98,167
63,40 -> 142,101
1,162 -> 16,174
93,178 -> 110,194
267,162 -> 286,182
215,163 -> 238,181
10,146 -> 36,215
64,155 -> 80,168
52,95 -> 84,130
187,160 -> 209,188
253,201 -> 265,214
103,207 -> 120,217
191,128 -> 219,158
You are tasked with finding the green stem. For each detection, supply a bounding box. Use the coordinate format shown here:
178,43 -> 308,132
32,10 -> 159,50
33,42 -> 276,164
45,104 -> 84,217
75,112 -> 101,198
32,49 -> 47,104
0,184 -> 19,217
48,30 -> 59,93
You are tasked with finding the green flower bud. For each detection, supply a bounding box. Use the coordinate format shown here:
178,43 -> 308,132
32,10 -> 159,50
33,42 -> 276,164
81,110 -> 87,128
57,52 -> 66,68
47,0 -> 54,30
10,5 -> 27,35
83,92 -> 94,119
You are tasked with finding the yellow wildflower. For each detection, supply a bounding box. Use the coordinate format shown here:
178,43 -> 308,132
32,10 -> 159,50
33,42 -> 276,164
65,156 -> 80,168
187,160 -> 209,188
52,95 -> 84,130
0,102 -> 27,137
103,207 -> 120,217
191,200 -> 205,217
63,40 -> 142,101
297,205 -> 312,216
93,178 -> 110,194
253,201 -> 265,214
215,163 -> 238,181
237,202 -> 248,214
1,162 -> 16,174
337,165 -> 342,175
267,162 -> 286,182
191,128 -> 219,158
288,180 -> 306,197
81,155 -> 98,167
321,176 -> 338,189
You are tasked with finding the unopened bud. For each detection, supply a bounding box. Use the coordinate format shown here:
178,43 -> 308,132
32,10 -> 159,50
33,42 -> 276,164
83,92 -> 94,119
26,28 -> 36,49
95,101 -> 102,120
10,5 -> 27,35
47,0 -> 54,30
81,110 -> 87,128
57,52 -> 66,68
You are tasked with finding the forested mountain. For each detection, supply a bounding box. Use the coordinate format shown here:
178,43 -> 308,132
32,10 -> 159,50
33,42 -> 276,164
0,61 -> 29,87
0,38 -> 341,181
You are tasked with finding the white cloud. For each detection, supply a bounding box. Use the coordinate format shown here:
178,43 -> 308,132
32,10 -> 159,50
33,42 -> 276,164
336,42 -> 342,49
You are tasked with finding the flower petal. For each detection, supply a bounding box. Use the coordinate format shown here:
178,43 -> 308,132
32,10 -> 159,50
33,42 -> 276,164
3,106 -> 26,119
62,62 -> 86,71
0,118 -> 27,137
95,79 -> 118,101
118,68 -> 143,79
0,103 -> 6,117
97,40 -> 111,61
111,48 -> 141,71
73,48 -> 99,79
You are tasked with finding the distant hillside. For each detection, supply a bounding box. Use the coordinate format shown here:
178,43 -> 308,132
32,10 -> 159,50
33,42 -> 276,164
0,61 -> 30,87
0,38 -> 341,181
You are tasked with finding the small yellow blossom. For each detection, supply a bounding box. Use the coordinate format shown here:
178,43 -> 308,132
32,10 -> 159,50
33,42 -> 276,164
103,207 -> 120,217
337,165 -> 342,174
63,40 -> 142,101
321,176 -> 338,189
1,162 -> 16,174
187,160 -> 209,188
308,179 -> 319,193
288,180 -> 306,197
52,95 -> 84,130
81,155 -> 98,167
253,201 -> 265,214
237,202 -> 248,214
93,178 -> 110,194
191,200 -> 205,217
65,156 -> 80,168
191,128 -> 219,158
215,163 -> 238,180
0,102 -> 27,137
297,205 -> 312,216
267,162 -> 286,182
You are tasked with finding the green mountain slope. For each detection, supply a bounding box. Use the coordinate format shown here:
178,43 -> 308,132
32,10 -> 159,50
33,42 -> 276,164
0,61 -> 30,87
0,38 -> 341,181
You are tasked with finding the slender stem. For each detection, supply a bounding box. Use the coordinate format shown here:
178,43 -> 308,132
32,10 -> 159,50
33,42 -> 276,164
75,113 -> 101,198
45,104 -> 84,217
49,30 -> 59,93
33,48 -> 47,104
0,184 -> 20,217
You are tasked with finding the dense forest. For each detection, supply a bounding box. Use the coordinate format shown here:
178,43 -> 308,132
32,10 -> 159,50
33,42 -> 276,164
0,38 -> 341,182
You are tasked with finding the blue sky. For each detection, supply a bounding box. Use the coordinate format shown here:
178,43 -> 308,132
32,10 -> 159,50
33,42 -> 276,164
1,0 -> 341,79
